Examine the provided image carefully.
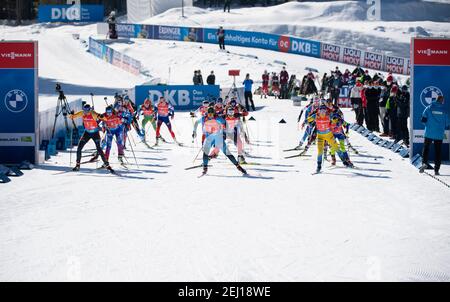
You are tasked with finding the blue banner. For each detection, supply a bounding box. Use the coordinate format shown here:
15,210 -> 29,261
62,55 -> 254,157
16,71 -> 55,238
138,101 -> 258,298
116,23 -> 142,38
0,64 -> 37,164
135,85 -> 221,111
203,29 -> 279,51
288,36 -> 321,58
38,5 -> 104,23
411,65 -> 450,159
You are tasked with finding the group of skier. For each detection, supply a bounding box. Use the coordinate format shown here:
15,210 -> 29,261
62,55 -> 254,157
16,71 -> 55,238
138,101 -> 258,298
69,93 -> 180,174
288,96 -> 355,174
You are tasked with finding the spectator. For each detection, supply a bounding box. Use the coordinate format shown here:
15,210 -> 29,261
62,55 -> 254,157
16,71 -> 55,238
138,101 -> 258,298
197,70 -> 204,85
365,80 -> 381,132
419,95 -> 449,176
320,73 -> 328,94
396,85 -> 410,146
261,70 -> 269,99
271,72 -> 280,98
328,72 -> 342,106
280,67 -> 289,99
350,81 -> 364,126
379,74 -> 394,136
217,26 -> 225,50
243,73 -> 255,111
386,84 -> 399,139
352,64 -> 364,78
107,11 -> 117,39
224,0 -> 231,13
193,70 -> 199,85
206,71 -> 215,85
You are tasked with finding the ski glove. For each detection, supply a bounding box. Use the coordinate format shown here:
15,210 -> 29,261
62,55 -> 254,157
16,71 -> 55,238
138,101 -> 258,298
192,131 -> 197,139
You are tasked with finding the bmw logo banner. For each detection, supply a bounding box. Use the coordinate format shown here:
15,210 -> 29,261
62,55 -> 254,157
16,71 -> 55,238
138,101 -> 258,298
0,41 -> 39,165
411,38 -> 450,161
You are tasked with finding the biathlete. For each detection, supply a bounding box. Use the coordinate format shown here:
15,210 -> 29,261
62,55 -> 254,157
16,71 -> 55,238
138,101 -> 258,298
69,103 -> 113,172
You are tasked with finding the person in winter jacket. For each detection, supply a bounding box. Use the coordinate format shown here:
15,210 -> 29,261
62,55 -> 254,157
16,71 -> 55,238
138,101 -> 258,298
243,73 -> 255,111
350,81 -> 364,125
379,74 -> 395,136
206,71 -> 215,85
364,81 -> 381,132
419,95 -> 449,175
386,84 -> 399,139
280,67 -> 289,99
395,85 -> 410,146
217,26 -> 225,50
328,72 -> 342,106
261,70 -> 269,98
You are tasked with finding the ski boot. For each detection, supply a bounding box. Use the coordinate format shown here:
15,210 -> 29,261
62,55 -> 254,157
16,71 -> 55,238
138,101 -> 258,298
331,155 -> 336,166
202,165 -> 208,175
419,163 -> 429,173
294,142 -> 303,150
344,160 -> 354,168
238,155 -> 247,165
72,162 -> 80,171
118,155 -> 125,165
435,170 -> 440,176
236,164 -> 248,175
316,163 -> 322,173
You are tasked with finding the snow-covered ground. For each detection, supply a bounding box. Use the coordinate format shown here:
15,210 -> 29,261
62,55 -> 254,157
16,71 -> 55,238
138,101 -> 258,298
1,0 -> 450,282
144,1 -> 450,57
2,99 -> 450,281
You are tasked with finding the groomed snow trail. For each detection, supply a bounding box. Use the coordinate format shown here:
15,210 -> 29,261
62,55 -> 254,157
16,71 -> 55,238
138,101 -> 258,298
1,98 -> 449,282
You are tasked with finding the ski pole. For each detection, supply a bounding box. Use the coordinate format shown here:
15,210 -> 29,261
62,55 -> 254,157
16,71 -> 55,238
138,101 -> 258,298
127,135 -> 139,169
69,126 -> 73,167
193,146 -> 203,164
90,93 -> 95,109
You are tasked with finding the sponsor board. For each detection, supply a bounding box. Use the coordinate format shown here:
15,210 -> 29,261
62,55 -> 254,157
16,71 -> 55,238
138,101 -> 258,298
411,38 -> 450,160
363,51 -> 383,70
0,41 -> 38,164
321,43 -> 341,62
385,55 -> 405,74
337,85 -> 351,108
412,130 -> 450,144
38,4 -> 104,23
135,85 -> 221,111
288,37 -> 321,58
342,47 -> 362,66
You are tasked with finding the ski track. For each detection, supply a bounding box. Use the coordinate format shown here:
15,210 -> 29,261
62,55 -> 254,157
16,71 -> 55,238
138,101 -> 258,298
1,98 -> 450,281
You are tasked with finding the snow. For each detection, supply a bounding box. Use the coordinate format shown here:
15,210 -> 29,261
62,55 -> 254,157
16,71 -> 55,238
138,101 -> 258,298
1,1 -> 450,282
142,1 -> 450,57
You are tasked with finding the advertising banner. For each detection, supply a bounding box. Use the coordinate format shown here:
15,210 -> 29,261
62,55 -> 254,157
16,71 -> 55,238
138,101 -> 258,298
116,23 -> 141,38
385,55 -> 405,74
154,25 -> 183,41
288,36 -> 321,58
362,51 -> 383,70
337,85 -> 352,108
0,41 -> 38,164
411,38 -> 450,160
342,47 -> 362,66
321,43 -> 341,62
38,4 -> 104,23
135,85 -> 221,111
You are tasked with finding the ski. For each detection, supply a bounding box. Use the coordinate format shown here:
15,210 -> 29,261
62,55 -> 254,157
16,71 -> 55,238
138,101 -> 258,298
283,147 -> 303,152
284,150 -> 309,159
185,164 -> 212,170
80,158 -> 99,164
347,143 -> 359,154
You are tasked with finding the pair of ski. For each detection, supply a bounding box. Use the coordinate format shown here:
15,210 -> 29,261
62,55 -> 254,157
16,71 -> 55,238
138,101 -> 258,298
284,148 -> 310,159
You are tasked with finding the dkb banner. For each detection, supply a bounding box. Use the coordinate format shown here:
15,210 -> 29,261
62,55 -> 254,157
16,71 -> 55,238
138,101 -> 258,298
38,4 -> 104,22
411,38 -> 450,160
135,85 -> 220,111
0,41 -> 39,164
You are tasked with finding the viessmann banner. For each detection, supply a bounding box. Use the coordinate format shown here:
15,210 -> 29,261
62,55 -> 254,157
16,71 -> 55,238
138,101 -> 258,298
38,4 -> 104,22
0,41 -> 39,164
411,38 -> 450,160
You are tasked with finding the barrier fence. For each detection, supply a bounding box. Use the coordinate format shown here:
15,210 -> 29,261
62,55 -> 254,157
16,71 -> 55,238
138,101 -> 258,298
99,23 -> 410,75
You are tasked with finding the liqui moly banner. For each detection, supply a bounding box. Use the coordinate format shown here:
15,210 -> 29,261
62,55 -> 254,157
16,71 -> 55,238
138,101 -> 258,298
363,51 -> 383,70
385,55 -> 406,74
411,38 -> 450,160
342,47 -> 362,66
321,43 -> 341,62
0,41 -> 39,164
